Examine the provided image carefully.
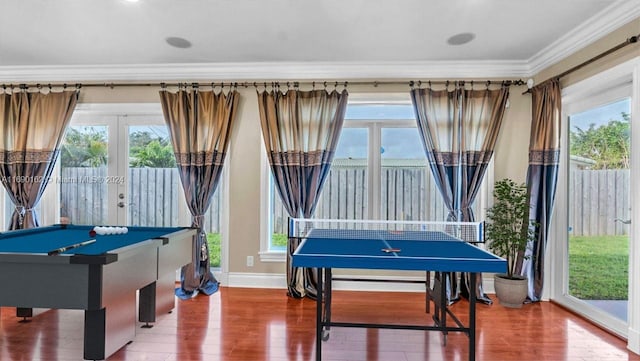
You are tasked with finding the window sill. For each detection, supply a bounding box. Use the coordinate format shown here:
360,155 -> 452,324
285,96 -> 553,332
259,250 -> 286,263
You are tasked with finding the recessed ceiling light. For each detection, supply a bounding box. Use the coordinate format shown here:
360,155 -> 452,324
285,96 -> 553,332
166,37 -> 192,49
123,0 -> 140,3
447,32 -> 476,46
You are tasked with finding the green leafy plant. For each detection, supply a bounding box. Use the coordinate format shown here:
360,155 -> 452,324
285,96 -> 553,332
61,127 -> 108,167
129,139 -> 177,168
485,179 -> 535,279
569,113 -> 630,169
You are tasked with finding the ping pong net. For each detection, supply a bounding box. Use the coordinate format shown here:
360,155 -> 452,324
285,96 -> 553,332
288,218 -> 484,244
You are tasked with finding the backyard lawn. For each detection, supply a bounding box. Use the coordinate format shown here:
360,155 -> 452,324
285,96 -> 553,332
207,233 -> 221,268
569,235 -> 628,300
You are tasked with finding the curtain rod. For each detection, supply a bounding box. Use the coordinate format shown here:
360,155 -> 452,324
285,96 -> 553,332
1,78 -> 527,91
522,32 -> 638,94
555,33 -> 639,80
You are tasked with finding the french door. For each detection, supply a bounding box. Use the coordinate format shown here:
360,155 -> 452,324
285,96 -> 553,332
59,104 -> 189,227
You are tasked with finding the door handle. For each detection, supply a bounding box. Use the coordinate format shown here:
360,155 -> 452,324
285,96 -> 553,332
615,218 -> 631,225
118,201 -> 126,208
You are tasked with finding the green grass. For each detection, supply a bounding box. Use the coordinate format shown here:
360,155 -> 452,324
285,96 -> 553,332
207,233 -> 221,268
569,235 -> 628,300
272,233 -> 287,249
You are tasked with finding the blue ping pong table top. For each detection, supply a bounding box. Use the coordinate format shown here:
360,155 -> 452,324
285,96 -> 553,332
292,228 -> 506,273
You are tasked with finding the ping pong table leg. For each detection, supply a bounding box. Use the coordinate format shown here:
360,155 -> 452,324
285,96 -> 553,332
425,271 -> 431,313
315,267 -> 323,361
469,272 -> 477,361
324,268 -> 332,340
439,275 -> 447,346
431,275 -> 448,346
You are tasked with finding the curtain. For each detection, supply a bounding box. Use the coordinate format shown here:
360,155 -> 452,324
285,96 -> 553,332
159,88 -> 239,299
517,78 -> 561,301
0,89 -> 79,230
457,86 -> 510,302
258,88 -> 348,298
411,84 -> 509,305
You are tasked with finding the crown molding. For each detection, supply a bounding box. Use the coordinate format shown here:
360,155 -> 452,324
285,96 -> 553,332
527,0 -> 640,76
0,1 -> 636,84
0,60 -> 530,84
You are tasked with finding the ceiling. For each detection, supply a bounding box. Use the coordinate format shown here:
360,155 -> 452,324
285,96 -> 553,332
0,0 -> 638,82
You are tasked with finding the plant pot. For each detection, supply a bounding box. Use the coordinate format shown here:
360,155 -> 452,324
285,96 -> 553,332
494,274 -> 528,308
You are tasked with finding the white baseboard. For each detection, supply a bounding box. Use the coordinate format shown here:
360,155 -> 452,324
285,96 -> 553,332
222,272 -> 496,294
226,272 -> 287,289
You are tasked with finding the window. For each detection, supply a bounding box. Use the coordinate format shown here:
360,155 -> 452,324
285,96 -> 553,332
262,95 -> 488,257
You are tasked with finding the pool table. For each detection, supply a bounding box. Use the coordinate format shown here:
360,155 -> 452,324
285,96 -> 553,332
0,224 -> 196,360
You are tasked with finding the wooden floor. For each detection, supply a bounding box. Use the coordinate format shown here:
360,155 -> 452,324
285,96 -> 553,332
0,287 -> 638,361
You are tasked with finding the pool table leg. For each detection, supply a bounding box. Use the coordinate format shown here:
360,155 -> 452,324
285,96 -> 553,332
16,307 -> 32,321
84,308 -> 107,360
139,274 -> 179,327
155,271 -> 178,316
84,291 -> 137,360
139,281 -> 156,326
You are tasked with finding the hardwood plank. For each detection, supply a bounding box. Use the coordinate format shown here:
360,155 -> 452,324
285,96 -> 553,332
0,287 -> 637,361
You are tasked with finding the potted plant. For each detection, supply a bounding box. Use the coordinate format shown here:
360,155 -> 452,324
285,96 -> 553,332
485,178 -> 535,308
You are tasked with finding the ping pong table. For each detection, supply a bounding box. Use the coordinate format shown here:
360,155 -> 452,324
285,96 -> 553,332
291,225 -> 506,361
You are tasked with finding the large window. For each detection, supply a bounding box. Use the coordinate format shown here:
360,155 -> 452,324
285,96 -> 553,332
264,97 -> 485,254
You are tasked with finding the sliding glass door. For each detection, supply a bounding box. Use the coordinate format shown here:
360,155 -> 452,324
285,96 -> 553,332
556,63 -> 635,338
567,98 -> 631,322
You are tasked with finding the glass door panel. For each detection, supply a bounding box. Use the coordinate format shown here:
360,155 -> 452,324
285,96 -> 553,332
568,97 -> 631,321
127,124 -> 180,227
59,125 -> 110,225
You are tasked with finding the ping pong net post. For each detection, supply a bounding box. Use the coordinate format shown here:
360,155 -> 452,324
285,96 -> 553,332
288,218 -> 484,244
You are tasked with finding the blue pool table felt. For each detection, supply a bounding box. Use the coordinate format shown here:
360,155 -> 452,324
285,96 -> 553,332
0,225 -> 185,255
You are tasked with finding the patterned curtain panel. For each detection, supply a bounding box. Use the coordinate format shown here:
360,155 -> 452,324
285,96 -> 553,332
258,88 -> 348,298
458,87 -> 509,221
159,88 -> 239,299
457,86 -> 510,303
0,89 -> 79,230
518,78 -> 561,301
411,84 -> 509,305
411,87 -> 462,304
411,87 -> 459,220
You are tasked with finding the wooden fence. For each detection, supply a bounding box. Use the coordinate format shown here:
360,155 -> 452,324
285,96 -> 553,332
58,166 -> 629,237
271,160 -> 452,233
60,167 -> 221,232
570,169 -> 630,236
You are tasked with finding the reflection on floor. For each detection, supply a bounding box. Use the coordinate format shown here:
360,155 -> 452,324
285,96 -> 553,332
585,299 -> 627,321
0,287 -> 638,361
